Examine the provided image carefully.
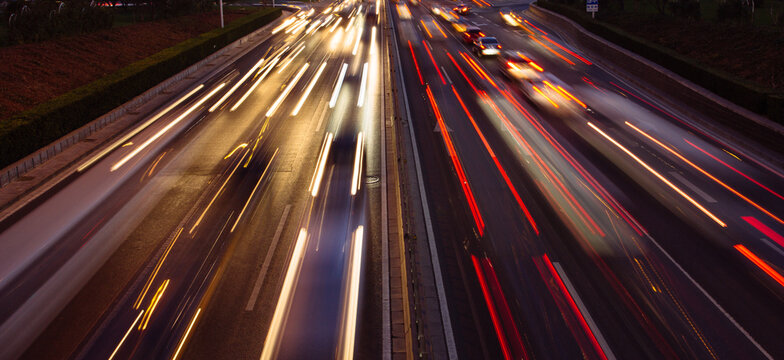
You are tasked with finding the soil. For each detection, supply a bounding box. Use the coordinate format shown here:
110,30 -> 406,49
602,14 -> 784,91
0,8 -> 253,121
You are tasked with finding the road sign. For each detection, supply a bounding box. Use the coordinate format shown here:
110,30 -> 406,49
586,0 -> 598,17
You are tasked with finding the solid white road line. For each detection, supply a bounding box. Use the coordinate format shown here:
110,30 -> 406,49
552,262 -> 616,360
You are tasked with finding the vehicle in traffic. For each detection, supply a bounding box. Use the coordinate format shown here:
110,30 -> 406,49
462,27 -> 483,43
453,4 -> 470,14
517,73 -> 588,111
451,18 -> 471,32
473,36 -> 501,56
497,51 -> 543,80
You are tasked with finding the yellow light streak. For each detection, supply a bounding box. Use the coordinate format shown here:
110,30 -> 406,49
224,143 -> 248,159
330,63 -> 349,108
140,279 -> 169,330
357,62 -> 369,107
210,58 -> 266,112
231,148 -> 279,232
134,228 -> 182,309
108,310 -> 144,360
340,226 -> 365,360
171,308 -> 202,360
190,149 -> 249,233
351,132 -> 364,196
310,133 -> 334,197
230,56 -> 279,111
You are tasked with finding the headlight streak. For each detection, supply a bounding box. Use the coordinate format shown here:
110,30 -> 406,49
172,308 -> 202,360
272,16 -> 296,34
78,85 -> 204,172
267,63 -> 310,117
111,83 -> 224,172
357,62 -> 369,107
330,63 -> 349,108
210,59 -> 266,113
190,148 -> 249,234
231,148 -> 279,233
370,26 -> 377,55
293,61 -> 327,116
339,226 -> 365,360
133,228 -> 182,309
139,279 -> 169,330
351,132 -> 364,196
260,228 -> 309,360
305,19 -> 322,34
588,122 -> 726,227
330,17 -> 343,32
108,310 -> 144,360
626,122 -> 783,225
230,56 -> 280,111
278,44 -> 306,73
310,133 -> 334,197
224,143 -> 248,159
352,27 -> 363,55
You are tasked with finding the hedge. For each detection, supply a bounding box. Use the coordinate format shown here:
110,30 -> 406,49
536,1 -> 783,124
0,7 -> 282,169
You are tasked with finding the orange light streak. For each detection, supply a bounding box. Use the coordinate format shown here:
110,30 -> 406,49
543,35 -> 592,65
734,244 -> 784,287
530,37 -> 575,65
420,20 -> 433,38
408,41 -> 424,85
423,40 -> 446,85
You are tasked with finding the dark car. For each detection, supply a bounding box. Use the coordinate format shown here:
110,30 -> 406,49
453,4 -> 470,15
473,36 -> 501,57
462,27 -> 483,43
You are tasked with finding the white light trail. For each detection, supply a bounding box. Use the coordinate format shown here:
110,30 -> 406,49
329,63 -> 348,108
231,148 -> 278,232
108,310 -> 144,360
78,84 -> 203,172
278,44 -> 305,73
329,17 -> 343,32
339,226 -> 365,360
111,83 -> 224,172
292,61 -> 327,116
310,132 -> 334,197
352,27 -> 362,55
357,62 -> 369,107
370,26 -> 377,55
266,63 -> 309,117
260,228 -> 309,360
230,56 -> 279,111
272,16 -> 296,34
351,132 -> 364,196
210,58 -> 266,112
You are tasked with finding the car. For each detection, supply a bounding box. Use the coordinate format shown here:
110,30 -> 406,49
453,4 -> 470,15
517,73 -> 587,112
501,11 -> 522,26
473,36 -> 501,56
450,18 -> 471,32
462,27 -> 483,43
497,51 -> 542,80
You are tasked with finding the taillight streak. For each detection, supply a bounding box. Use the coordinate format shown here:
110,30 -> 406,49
426,85 -> 485,235
452,86 -> 539,234
423,40 -> 447,85
409,41 -> 424,85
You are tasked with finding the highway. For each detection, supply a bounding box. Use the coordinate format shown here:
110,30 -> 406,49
0,3 -> 385,359
390,0 -> 784,359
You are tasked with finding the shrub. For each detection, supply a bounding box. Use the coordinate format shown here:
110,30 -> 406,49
0,7 -> 281,168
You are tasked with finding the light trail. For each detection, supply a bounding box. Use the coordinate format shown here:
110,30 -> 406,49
422,40 -> 446,85
190,149 -> 249,233
261,229 -> 309,360
210,58 -> 266,112
171,308 -> 202,360
340,226 -> 365,360
329,63 -> 349,108
370,26 -> 377,55
267,63 -> 309,117
108,310 -> 144,360
358,62 -> 369,107
230,56 -> 279,111
278,44 -> 305,73
743,216 -> 784,248
588,122 -> 726,227
626,122 -> 783,225
329,17 -> 343,32
543,35 -> 592,65
231,148 -> 279,232
530,36 -> 575,65
134,228 -> 182,309
111,83 -> 224,172
432,20 -> 448,38
420,20 -> 433,38
735,244 -> 784,287
408,41 -> 424,85
351,132 -> 364,196
223,143 -> 248,159
140,279 -> 169,330
310,133 -> 334,197
79,85 -> 203,172
272,16 -> 296,34
292,61 -> 327,115
352,27 -> 363,55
